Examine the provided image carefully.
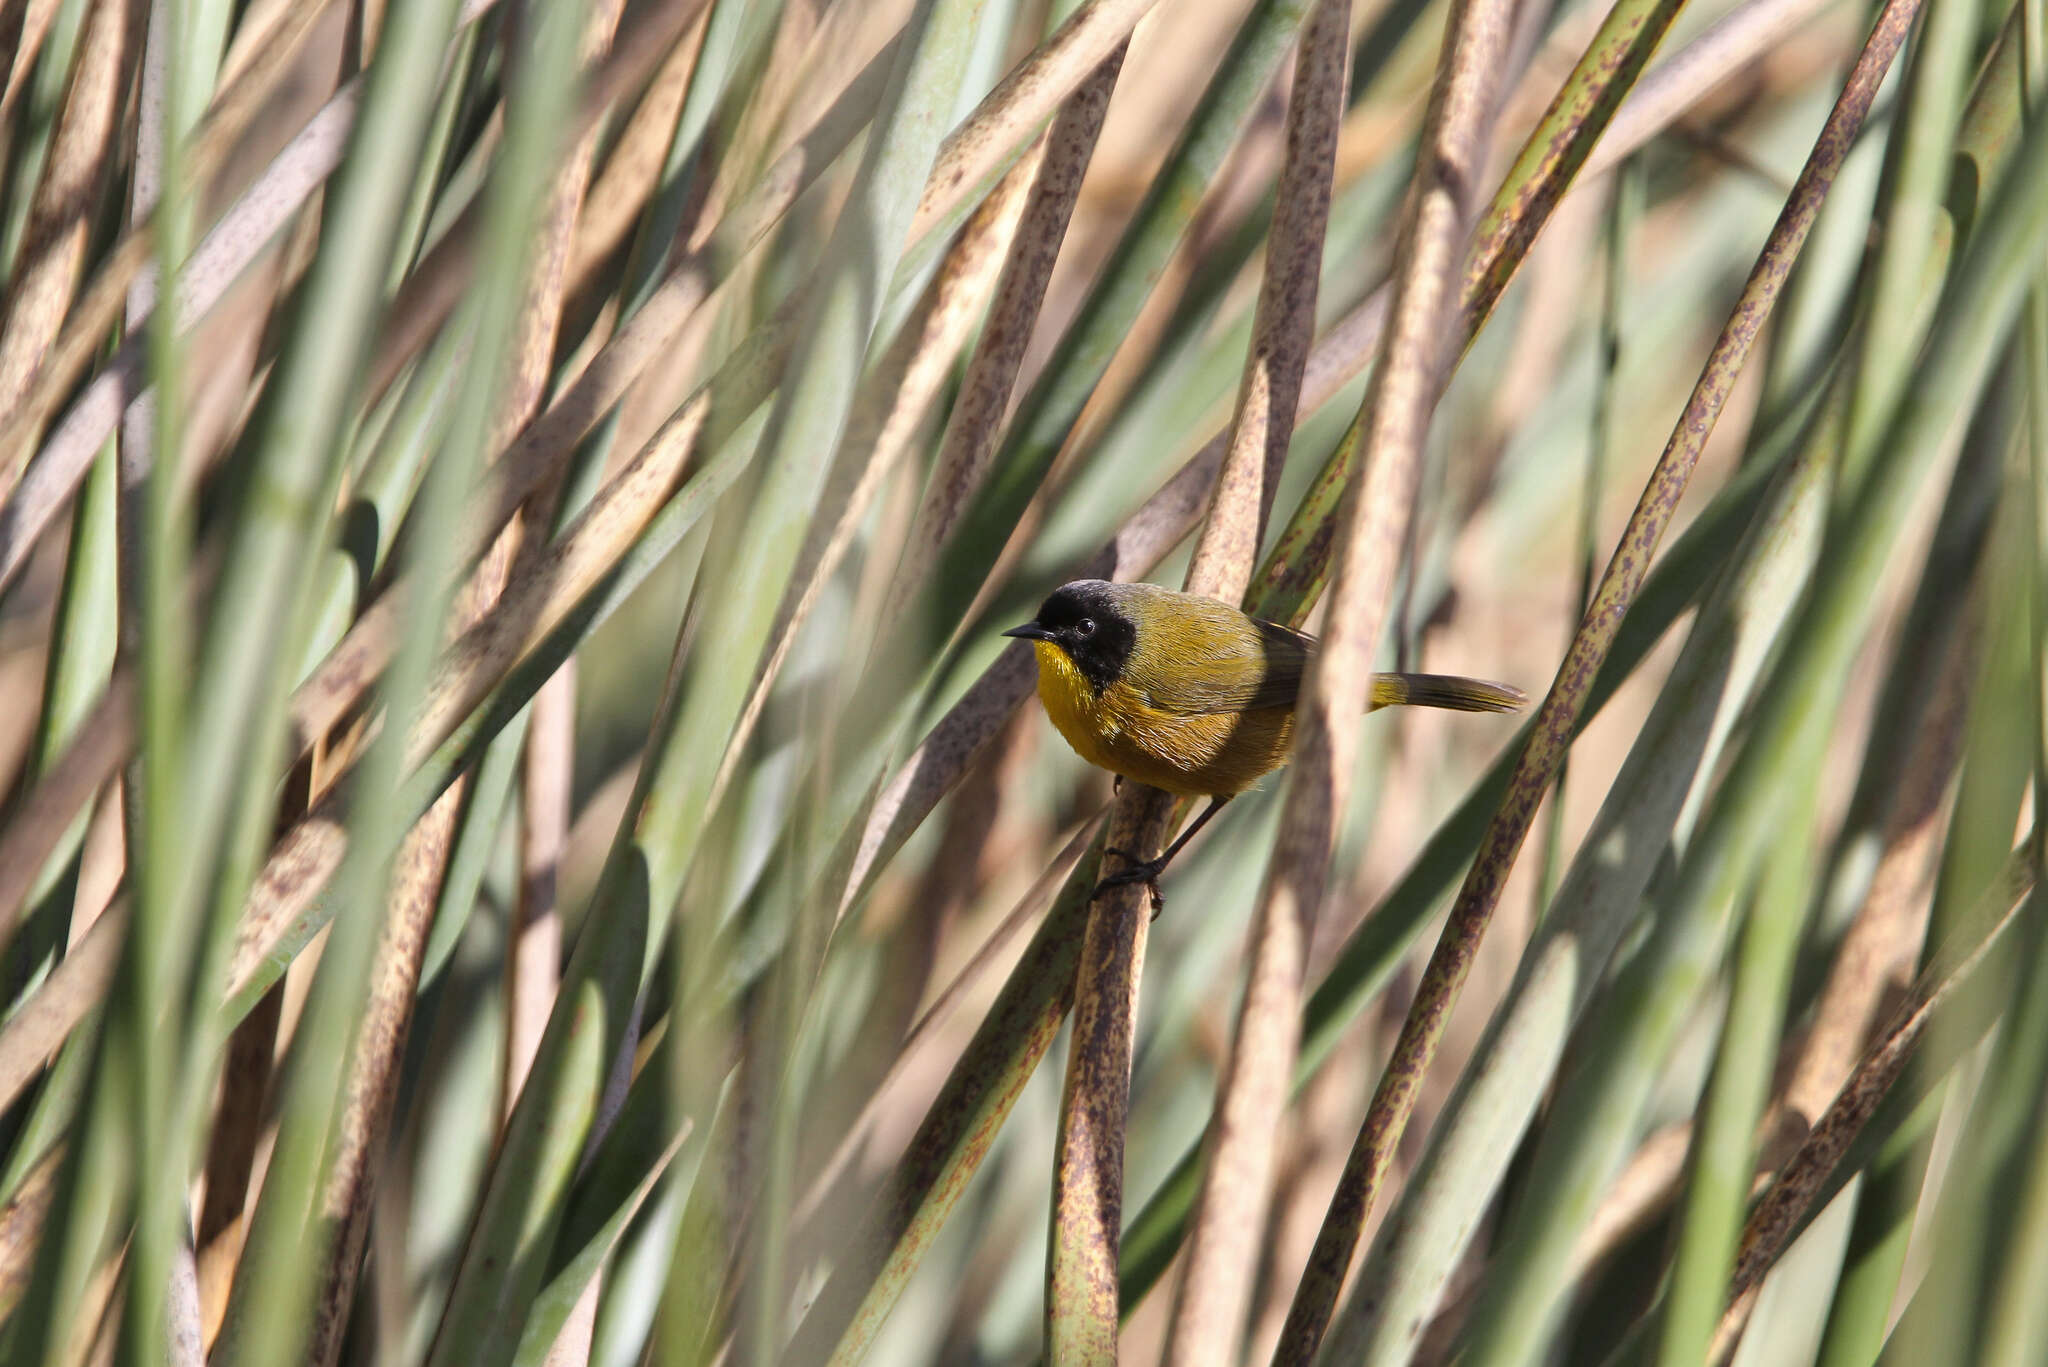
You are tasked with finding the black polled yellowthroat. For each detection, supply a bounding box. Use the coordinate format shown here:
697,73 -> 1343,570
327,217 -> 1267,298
1003,579 -> 1526,904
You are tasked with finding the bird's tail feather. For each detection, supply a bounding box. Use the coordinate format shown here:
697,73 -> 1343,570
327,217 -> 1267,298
1367,672 -> 1527,713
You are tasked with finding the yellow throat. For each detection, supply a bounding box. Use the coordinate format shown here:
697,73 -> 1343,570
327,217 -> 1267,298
1029,640 -> 1115,770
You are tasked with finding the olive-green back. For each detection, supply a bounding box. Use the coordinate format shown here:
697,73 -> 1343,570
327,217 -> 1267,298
1113,583 -> 1311,717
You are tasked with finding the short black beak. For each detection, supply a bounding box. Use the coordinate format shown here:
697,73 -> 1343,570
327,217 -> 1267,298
1002,623 -> 1053,642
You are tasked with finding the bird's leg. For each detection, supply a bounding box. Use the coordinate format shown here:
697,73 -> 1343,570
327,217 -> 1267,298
1096,796 -> 1232,914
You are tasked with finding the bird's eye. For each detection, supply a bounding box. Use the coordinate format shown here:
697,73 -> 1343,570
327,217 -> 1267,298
1076,618 -> 1096,637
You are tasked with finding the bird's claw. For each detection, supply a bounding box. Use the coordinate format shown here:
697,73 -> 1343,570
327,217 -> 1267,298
1093,847 -> 1166,915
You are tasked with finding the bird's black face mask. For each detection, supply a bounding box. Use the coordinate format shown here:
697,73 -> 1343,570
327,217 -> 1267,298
1002,582 -> 1137,692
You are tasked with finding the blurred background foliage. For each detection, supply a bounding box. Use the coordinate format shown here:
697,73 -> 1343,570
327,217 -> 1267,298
0,0 -> 2042,1362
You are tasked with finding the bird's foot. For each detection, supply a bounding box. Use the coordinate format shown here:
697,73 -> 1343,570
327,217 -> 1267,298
1093,846 -> 1166,915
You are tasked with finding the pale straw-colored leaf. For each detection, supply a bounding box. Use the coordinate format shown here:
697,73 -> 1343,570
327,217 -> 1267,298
908,0 -> 1159,244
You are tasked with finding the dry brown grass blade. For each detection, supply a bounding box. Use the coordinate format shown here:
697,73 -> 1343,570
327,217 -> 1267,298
563,5 -> 709,300
303,556 -> 507,1367
494,0 -> 630,1121
542,1288 -> 599,1367
0,898 -> 125,1110
495,0 -> 628,463
222,806 -> 348,1009
1159,2 -> 1354,1361
214,0 -> 326,89
75,1258 -> 128,1367
1709,846 -> 2040,1362
1179,1 -> 1349,611
64,784 -> 125,950
0,0 -> 147,493
167,1242 -> 202,1367
0,0 -> 372,536
0,0 -> 66,129
910,0 -> 1159,245
195,986 -> 282,1349
1776,625 -> 1973,1130
120,1 -> 172,534
301,799 -> 464,1367
684,0 -> 838,243
1046,789 -> 1171,1359
0,677 -> 133,947
0,1140 -> 63,1323
508,674 -> 573,1114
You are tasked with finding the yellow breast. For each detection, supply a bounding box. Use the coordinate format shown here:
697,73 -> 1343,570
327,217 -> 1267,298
1031,641 -> 1117,769
1028,641 -> 1293,797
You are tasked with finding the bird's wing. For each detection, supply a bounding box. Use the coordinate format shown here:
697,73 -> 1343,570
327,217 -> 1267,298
1136,607 -> 1313,716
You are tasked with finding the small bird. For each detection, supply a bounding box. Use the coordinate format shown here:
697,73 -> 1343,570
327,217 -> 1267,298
1003,579 -> 1526,906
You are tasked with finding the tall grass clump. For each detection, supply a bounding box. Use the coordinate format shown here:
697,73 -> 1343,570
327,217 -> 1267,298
0,0 -> 2043,1362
